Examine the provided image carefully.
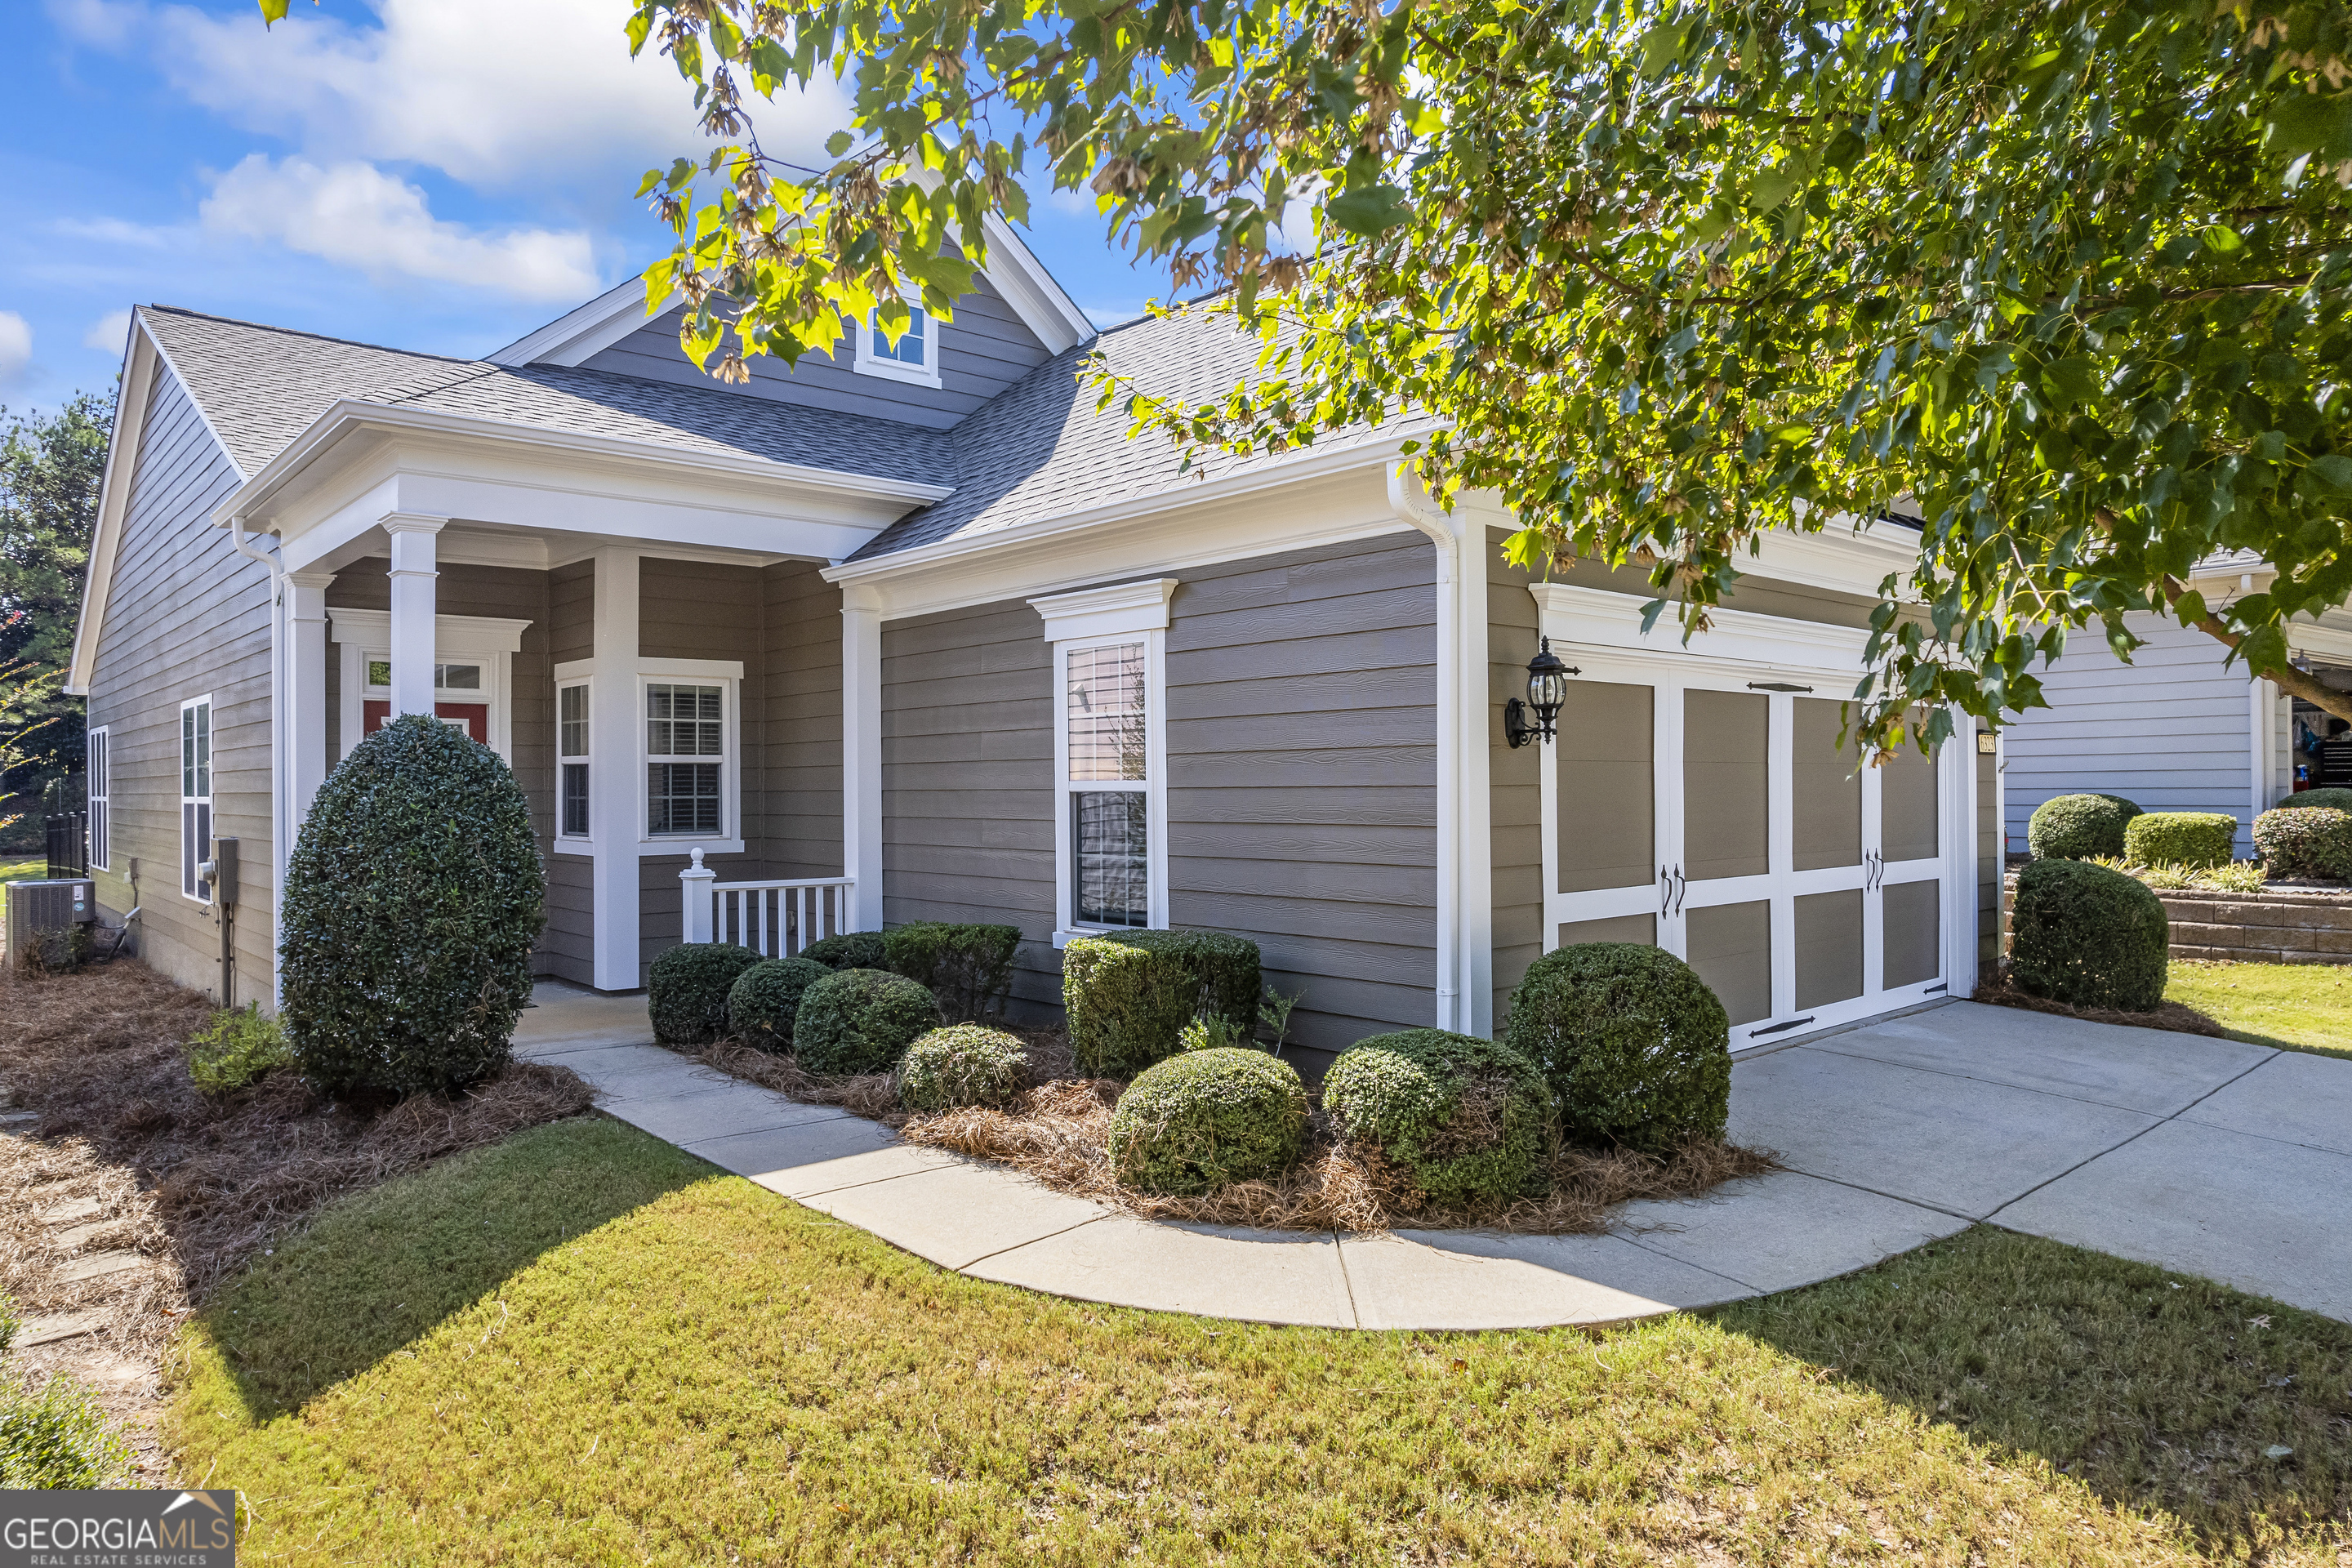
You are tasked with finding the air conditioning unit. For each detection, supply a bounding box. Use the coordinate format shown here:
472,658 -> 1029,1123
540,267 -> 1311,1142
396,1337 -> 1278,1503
7,878 -> 96,970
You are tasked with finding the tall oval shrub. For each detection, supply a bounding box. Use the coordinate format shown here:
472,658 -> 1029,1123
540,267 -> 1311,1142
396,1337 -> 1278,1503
2028,793 -> 2142,861
2007,858 -> 2169,1011
1500,943 -> 1731,1153
281,713 -> 543,1097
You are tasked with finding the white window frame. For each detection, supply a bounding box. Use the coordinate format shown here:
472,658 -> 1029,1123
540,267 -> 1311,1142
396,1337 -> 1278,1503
180,694 -> 212,905
852,288 -> 944,389
556,676 -> 593,852
1031,581 -> 1177,947
86,726 -> 109,871
635,657 -> 744,855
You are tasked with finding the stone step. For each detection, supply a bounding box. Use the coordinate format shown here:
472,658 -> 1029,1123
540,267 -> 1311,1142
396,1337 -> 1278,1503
36,1196 -> 101,1225
16,1311 -> 105,1347
56,1251 -> 147,1283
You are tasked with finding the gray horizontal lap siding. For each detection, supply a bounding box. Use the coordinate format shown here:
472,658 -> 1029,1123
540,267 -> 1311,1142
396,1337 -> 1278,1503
541,558 -> 595,984
2002,612 -> 2258,852
753,562 -> 845,884
578,278 -> 1054,432
82,363 -> 275,1004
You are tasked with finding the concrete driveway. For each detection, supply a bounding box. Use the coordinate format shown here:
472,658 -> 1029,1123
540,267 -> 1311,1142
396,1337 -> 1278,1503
1733,1000 -> 2352,1321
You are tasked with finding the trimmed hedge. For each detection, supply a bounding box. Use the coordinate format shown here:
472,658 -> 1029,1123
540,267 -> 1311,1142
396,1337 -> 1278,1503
726,956 -> 831,1052
1321,1030 -> 1554,1208
885,921 -> 1021,1022
2253,805 -> 2352,881
2123,811 -> 2238,870
1063,929 -> 1261,1078
803,931 -> 889,971
2276,786 -> 2352,814
1500,943 -> 1731,1153
281,712 -> 543,1097
2028,792 -> 2143,861
1107,1047 -> 1308,1196
792,968 -> 943,1076
896,1023 -> 1029,1112
649,943 -> 763,1046
2008,858 -> 2169,1010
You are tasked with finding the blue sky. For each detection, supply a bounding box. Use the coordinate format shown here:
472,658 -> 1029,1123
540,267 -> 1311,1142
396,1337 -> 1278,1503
1,0 -> 1174,416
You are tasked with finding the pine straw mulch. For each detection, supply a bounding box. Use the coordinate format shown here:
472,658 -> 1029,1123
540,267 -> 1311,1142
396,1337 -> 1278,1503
0,959 -> 593,1476
696,1035 -> 1777,1236
1970,974 -> 2232,1038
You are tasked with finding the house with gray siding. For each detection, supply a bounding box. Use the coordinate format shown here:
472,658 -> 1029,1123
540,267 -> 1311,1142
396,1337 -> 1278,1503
65,231 -> 1996,1065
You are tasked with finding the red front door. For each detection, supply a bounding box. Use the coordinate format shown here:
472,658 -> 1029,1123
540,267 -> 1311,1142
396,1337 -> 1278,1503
363,702 -> 490,744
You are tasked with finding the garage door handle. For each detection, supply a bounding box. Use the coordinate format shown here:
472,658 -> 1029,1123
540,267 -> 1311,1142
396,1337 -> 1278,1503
1659,864 -> 1670,915
1673,864 -> 1687,916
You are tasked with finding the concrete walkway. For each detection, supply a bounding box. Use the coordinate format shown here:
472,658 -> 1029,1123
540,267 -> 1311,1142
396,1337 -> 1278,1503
515,986 -> 2352,1330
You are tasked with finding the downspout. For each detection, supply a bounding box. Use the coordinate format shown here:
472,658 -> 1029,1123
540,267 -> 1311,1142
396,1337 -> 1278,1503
1387,467 -> 1492,1036
227,516 -> 287,1007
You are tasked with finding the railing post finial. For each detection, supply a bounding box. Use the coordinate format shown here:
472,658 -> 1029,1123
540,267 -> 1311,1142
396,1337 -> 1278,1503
679,846 -> 717,944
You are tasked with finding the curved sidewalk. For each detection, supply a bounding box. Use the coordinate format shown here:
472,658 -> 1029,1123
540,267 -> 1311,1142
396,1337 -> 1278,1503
515,986 -> 2352,1330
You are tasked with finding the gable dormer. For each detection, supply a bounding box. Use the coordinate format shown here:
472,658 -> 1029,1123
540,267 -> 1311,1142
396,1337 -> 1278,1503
488,216 -> 1094,431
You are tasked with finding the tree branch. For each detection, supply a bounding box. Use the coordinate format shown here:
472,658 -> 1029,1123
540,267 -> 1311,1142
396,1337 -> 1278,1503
2158,573 -> 2352,724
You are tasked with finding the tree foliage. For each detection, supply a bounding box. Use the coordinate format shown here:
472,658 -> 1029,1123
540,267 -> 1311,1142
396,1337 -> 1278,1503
0,394 -> 107,801
593,0 -> 2352,747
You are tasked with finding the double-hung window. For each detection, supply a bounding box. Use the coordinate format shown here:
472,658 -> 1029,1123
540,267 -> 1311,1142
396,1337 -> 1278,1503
646,682 -> 726,838
180,695 -> 212,902
1034,580 -> 1175,942
86,727 -> 109,871
557,680 -> 590,840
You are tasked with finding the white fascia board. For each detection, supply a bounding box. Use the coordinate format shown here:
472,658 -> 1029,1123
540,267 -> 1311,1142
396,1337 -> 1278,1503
822,434 -> 1417,619
485,277 -> 679,368
1745,516 -> 1922,599
67,314 -> 243,696
212,400 -> 951,532
1530,580 -> 1875,675
977,213 -> 1095,353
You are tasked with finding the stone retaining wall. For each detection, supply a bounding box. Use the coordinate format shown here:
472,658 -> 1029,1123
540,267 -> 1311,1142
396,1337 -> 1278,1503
2002,872 -> 2352,964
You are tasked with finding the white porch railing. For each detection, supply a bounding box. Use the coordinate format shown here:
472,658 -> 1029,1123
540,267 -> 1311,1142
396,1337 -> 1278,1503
678,848 -> 855,960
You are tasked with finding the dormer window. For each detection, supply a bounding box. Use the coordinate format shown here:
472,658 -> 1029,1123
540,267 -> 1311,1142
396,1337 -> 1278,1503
853,292 -> 943,389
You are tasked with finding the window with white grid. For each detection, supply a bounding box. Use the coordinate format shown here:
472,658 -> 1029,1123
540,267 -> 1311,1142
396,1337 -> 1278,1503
645,681 -> 727,837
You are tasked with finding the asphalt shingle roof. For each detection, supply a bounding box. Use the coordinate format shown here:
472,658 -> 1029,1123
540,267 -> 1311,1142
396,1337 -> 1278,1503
137,306 -> 950,488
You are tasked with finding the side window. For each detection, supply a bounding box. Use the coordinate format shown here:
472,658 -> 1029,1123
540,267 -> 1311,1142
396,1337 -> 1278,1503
852,292 -> 943,389
86,727 -> 109,871
180,696 -> 212,902
644,681 -> 728,837
557,679 -> 590,840
1064,642 -> 1152,928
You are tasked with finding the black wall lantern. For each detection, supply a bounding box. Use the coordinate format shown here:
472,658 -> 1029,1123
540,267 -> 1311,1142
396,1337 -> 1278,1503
1505,637 -> 1576,747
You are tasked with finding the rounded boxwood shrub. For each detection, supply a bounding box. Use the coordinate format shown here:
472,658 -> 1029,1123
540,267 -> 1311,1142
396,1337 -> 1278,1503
281,712 -> 543,1097
649,942 -> 762,1045
1107,1047 -> 1308,1196
802,931 -> 889,971
1063,930 -> 1261,1078
1500,944 -> 1731,1153
2007,858 -> 2169,1011
884,921 -> 1022,1021
2253,805 -> 2352,881
726,956 -> 831,1052
2122,810 -> 2238,870
2275,786 -> 2352,814
793,968 -> 942,1076
1321,1030 -> 1554,1208
895,1023 -> 1028,1112
2028,792 -> 2143,861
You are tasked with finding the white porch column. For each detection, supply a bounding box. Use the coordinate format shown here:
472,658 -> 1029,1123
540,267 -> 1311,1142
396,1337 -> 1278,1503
1390,470 -> 1496,1037
284,571 -> 335,824
383,514 -> 444,716
590,548 -> 642,990
841,590 -> 884,932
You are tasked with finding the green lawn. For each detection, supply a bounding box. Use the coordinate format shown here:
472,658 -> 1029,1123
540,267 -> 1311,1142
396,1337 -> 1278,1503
172,1117 -> 2351,1565
2168,960 -> 2352,1061
0,854 -> 46,927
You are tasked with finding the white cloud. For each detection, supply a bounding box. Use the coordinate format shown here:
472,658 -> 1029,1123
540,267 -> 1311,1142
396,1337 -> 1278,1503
200,156 -> 600,302
0,314 -> 33,390
84,309 -> 134,354
54,0 -> 846,193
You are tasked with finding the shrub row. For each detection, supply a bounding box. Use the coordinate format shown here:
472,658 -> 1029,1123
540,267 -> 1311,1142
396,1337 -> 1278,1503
2028,792 -> 2142,861
653,919 -> 1023,1056
2122,811 -> 2238,871
2254,804 -> 2352,880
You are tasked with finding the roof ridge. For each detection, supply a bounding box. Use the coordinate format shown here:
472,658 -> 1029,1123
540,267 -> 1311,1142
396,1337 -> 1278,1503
139,304 -> 479,368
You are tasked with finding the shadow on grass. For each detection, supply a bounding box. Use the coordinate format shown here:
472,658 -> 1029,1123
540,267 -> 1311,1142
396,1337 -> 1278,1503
1711,1225 -> 2352,1555
195,1116 -> 716,1419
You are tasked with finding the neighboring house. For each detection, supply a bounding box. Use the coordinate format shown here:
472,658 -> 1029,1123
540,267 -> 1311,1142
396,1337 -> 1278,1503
2001,550 -> 2352,857
65,232 -> 1997,1065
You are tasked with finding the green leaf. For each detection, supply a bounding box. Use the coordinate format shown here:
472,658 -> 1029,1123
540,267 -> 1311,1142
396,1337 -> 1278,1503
708,11 -> 744,60
2301,453 -> 2352,493
1748,167 -> 1801,216
1325,184 -> 1413,238
2200,224 -> 2244,255
624,7 -> 653,56
256,0 -> 292,22
826,130 -> 854,158
2267,91 -> 2352,161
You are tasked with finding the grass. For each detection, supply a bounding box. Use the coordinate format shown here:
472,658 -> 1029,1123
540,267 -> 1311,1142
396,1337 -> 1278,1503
0,854 -> 45,929
172,1118 -> 2352,1565
2167,960 -> 2352,1062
